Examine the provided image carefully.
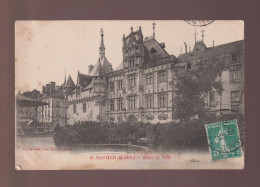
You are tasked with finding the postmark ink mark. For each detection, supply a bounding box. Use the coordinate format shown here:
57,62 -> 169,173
185,20 -> 214,27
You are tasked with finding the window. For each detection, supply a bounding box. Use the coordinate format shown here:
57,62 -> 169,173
187,63 -> 191,70
231,53 -> 238,62
209,91 -> 217,107
110,100 -> 114,111
56,110 -> 61,117
56,101 -> 60,107
146,74 -> 153,85
230,91 -> 240,103
48,110 -> 50,117
129,57 -> 135,67
159,92 -> 167,108
150,48 -> 157,54
145,94 -> 153,108
118,80 -> 123,90
117,116 -> 122,123
118,98 -> 123,111
230,71 -> 240,84
129,74 -> 136,87
83,103 -> 86,113
129,96 -> 137,109
73,104 -> 77,114
110,82 -> 114,92
45,110 -> 47,117
130,50 -> 134,56
231,105 -> 239,112
158,71 -> 167,83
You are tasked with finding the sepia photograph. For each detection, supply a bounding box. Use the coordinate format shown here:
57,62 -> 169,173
15,20 -> 244,170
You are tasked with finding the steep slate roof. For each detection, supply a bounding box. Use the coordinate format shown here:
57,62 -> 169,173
49,86 -> 65,99
65,75 -> 75,88
89,60 -> 105,77
178,40 -> 244,62
115,62 -> 123,71
101,56 -> 112,74
143,38 -> 169,62
193,41 -> 207,52
77,71 -> 92,88
107,69 -> 124,78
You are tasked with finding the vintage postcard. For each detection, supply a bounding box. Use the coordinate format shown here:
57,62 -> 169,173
15,20 -> 244,170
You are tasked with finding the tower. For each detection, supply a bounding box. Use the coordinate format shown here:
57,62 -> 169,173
122,26 -> 144,69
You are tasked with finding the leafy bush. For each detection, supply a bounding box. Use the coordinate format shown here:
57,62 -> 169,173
53,114 -> 244,151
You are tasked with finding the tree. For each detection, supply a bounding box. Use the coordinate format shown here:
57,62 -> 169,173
171,56 -> 225,121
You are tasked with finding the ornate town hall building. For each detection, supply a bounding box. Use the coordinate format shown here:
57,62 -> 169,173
65,26 -> 244,124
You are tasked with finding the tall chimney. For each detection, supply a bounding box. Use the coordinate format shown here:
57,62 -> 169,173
50,82 -> 56,93
42,85 -> 46,94
184,42 -> 187,53
46,84 -> 51,96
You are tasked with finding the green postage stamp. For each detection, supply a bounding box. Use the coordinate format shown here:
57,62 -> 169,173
205,120 -> 242,161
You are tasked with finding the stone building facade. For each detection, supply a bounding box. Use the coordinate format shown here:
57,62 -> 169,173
65,26 -> 244,124
178,40 -> 244,115
38,82 -> 67,128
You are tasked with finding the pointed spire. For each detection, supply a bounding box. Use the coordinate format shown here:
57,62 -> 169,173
193,29 -> 197,43
63,73 -> 67,86
201,29 -> 205,42
77,70 -> 80,84
152,21 -> 156,38
99,28 -> 105,59
66,75 -> 75,88
130,26 -> 133,32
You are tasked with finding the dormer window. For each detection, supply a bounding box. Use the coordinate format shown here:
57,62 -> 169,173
150,48 -> 157,54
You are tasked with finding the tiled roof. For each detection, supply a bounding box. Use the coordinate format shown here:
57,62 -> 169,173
77,71 -> 92,88
65,75 -> 75,88
115,62 -> 123,71
107,69 -> 124,78
101,56 -> 112,74
143,38 -> 169,63
39,86 -> 65,99
178,40 -> 244,62
50,86 -> 65,98
89,60 -> 105,77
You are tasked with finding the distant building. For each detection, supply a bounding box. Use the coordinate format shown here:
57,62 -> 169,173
178,40 -> 244,114
38,82 -> 67,128
65,26 -> 244,124
23,89 -> 40,99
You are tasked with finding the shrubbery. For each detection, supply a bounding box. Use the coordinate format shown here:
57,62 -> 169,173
53,114 -> 244,151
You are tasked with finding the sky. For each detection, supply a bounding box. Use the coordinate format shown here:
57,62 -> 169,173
15,20 -> 244,93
